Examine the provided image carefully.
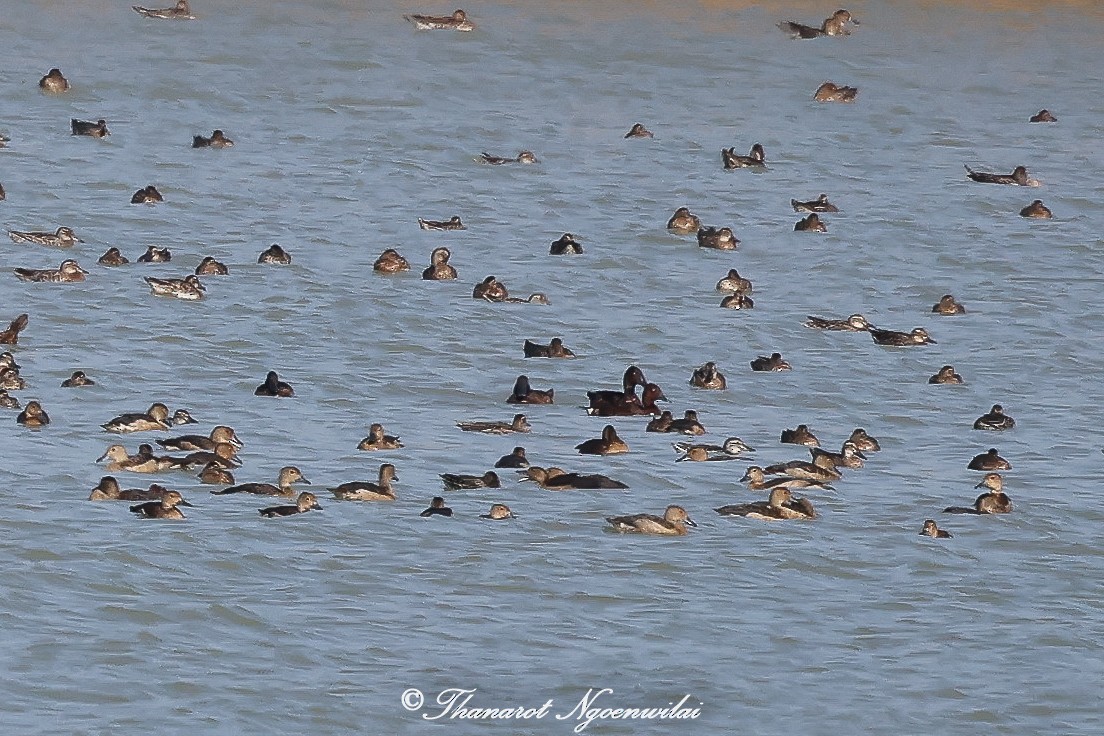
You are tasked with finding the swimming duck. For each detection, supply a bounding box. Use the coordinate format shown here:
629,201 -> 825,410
715,269 -> 752,293
810,442 -> 865,470
357,423 -> 403,451
575,425 -> 629,455
472,275 -> 509,301
102,403 -> 171,433
805,313 -> 871,331
132,1 -> 195,19
666,207 -> 702,234
646,411 -> 673,433
9,227 -> 82,248
170,442 -> 242,470
144,275 -> 204,300
0,368 -> 25,390
750,353 -> 791,371
260,492 -> 323,517
697,226 -> 740,250
331,464 -> 399,500
169,409 -> 196,426
404,9 -> 474,31
71,118 -> 109,137
97,444 -> 167,473
255,371 -> 294,397
420,496 -> 453,517
594,383 -> 667,418
943,473 -> 1012,514
791,194 -> 840,213
520,466 -> 628,490
1029,109 -> 1057,123
779,9 -> 859,38
506,375 -> 554,404
741,465 -> 834,491
0,182 -> 5,197
549,233 -> 583,255
523,337 -> 574,358
720,292 -> 755,309
479,151 -> 537,165
780,424 -> 819,447
258,244 -> 291,264
502,293 -> 550,305
212,466 -> 310,497
794,214 -> 827,232
194,256 -> 229,275
137,246 -> 172,263
928,365 -> 964,384
418,216 -> 466,231
964,164 -> 1038,186
495,447 -> 529,468
422,247 -> 458,280
373,249 -> 410,273
1020,200 -> 1052,219
130,490 -> 193,519
974,404 -> 1014,431
919,520 -> 952,538
61,370 -> 94,387
606,505 -> 695,535
158,425 -> 242,452
673,437 -> 753,459
624,123 -> 653,139
721,144 -> 765,169
587,366 -> 646,412
17,400 -> 49,427
197,462 -> 234,485
193,130 -> 233,148
457,414 -> 531,434
481,504 -> 515,520
89,476 -> 169,502
98,247 -> 129,266
0,314 -> 29,345
690,362 -> 726,390
762,458 -> 841,482
968,448 -> 1011,471
439,470 -> 498,490
715,487 -> 817,520
0,390 -> 21,409
666,410 -> 706,435
130,185 -> 164,204
846,428 -> 881,452
870,327 -> 935,346
813,82 -> 857,102
39,68 -> 69,93
932,294 -> 966,315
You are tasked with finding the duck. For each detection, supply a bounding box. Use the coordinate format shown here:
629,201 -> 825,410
170,442 -> 242,470
968,448 -> 1012,471
666,207 -> 702,234
779,9 -> 859,38
422,247 -> 458,280
716,487 -> 817,520
39,68 -> 69,93
373,249 -> 410,273
96,444 -> 168,473
715,269 -> 752,293
0,314 -> 29,345
928,365 -> 964,384
813,82 -> 857,102
331,464 -> 399,500
61,370 -> 94,387
258,244 -> 291,264
810,442 -> 865,470
197,462 -> 234,485
943,473 -> 1012,514
667,410 -> 706,435
792,193 -> 839,213
964,164 -> 1038,186
794,214 -> 827,232
1020,200 -> 1052,219
89,476 -> 169,502
780,424 -> 819,447
472,275 -> 509,301
254,371 -> 294,397
673,437 -> 753,459
502,293 -> 550,305
130,185 -> 164,204
0,389 -> 20,410
575,425 -> 629,455
144,275 -> 204,300
549,233 -> 583,255
523,337 -> 574,358
357,423 -> 403,451
130,490 -> 193,519
646,411 -> 673,433
846,428 -> 881,452
404,9 -> 474,31
457,414 -> 531,434
0,367 -> 25,390
870,327 -> 935,346
593,383 -> 667,418
697,226 -> 739,250
193,130 -> 233,148
157,425 -> 243,452
132,1 -> 195,19
932,294 -> 966,315
495,447 -> 529,468
1029,109 -> 1057,122
919,520 -> 952,538
762,458 -> 841,482
16,400 -> 49,427
622,122 -> 654,138
439,470 -> 499,490
741,466 -> 834,491
137,246 -> 172,263
805,313 -> 871,331
690,362 -> 726,390
586,366 -> 648,413
102,403 -> 171,433
418,215 -> 465,231
98,247 -> 129,266
420,497 -> 453,517
606,505 -> 695,535
191,256 -> 228,276
480,504 -> 515,520
721,144 -> 765,169
71,118 -> 109,137
750,353 -> 791,371
973,404 -> 1014,431
479,151 -> 537,165
169,409 -> 196,426
505,375 -> 554,404
9,227 -> 82,247
720,292 -> 754,309
212,466 -> 310,497
260,492 -> 323,517
520,466 -> 628,490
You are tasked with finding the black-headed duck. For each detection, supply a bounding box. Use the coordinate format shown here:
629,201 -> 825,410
929,365 -> 964,384
17,400 -> 49,427
479,150 -> 537,165
137,246 -> 172,263
422,246 -> 457,280
715,269 -> 752,293
212,466 -> 310,497
1029,109 -> 1057,123
549,233 -> 583,255
847,428 -> 881,452
810,442 -> 865,470
480,503 -> 515,520
71,118 -> 110,138
521,466 -> 628,490
158,425 -> 242,452
794,214 -> 827,232
750,352 -> 791,371
781,424 -> 819,447
606,505 -> 695,535
524,337 -> 574,358
576,425 -> 629,455
813,82 -> 857,102
624,123 -> 653,139
919,520 -> 952,538
89,476 -> 168,502
741,465 -> 834,491
792,194 -> 840,213
495,447 -> 529,468
198,462 -> 234,485
131,185 -> 164,204
98,247 -> 129,266
61,370 -> 94,387
932,294 -> 966,315
357,423 -> 403,451
944,473 -> 1012,514
587,366 -> 646,411
805,313 -> 871,331
472,275 -> 509,301
969,448 -> 1011,471
440,470 -> 498,490
420,496 -> 454,517
9,226 -> 82,248
1020,200 -> 1052,219
646,410 -> 673,433
193,130 -> 233,148
697,226 -> 739,250
870,327 -> 935,346
195,256 -> 229,276
255,371 -> 294,397
666,207 -> 702,234
964,164 -> 1038,186
419,215 -> 465,231
716,487 -> 817,520
779,9 -> 859,38
131,490 -> 193,519
258,244 -> 291,264
102,403 -> 171,433
404,9 -> 474,31
457,413 -> 531,434
690,361 -> 726,390
721,144 -> 765,169
39,68 -> 69,93
0,390 -> 21,409
373,249 -> 410,273
974,404 -> 1014,431
506,375 -> 554,404
133,1 -> 195,19
0,314 -> 29,345
331,464 -> 399,500
589,381 -> 667,418
260,492 -> 322,517
144,275 -> 204,300
720,292 -> 754,309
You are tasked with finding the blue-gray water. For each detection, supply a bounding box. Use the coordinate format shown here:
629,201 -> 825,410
1,1 -> 1102,733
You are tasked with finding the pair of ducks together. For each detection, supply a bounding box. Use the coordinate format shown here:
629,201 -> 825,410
128,490 -> 322,520
101,402 -> 196,433
586,366 -> 666,417
372,247 -> 459,280
805,312 -> 941,347
606,487 -> 820,535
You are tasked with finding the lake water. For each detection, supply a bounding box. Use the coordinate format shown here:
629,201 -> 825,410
1,1 -> 1102,733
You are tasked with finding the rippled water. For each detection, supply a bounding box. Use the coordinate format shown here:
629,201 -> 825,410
1,1 -> 1103,733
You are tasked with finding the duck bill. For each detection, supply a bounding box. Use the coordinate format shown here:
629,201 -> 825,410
685,518 -> 698,527
179,500 -> 195,507
974,480 -> 987,489
300,478 -> 312,485
313,504 -> 323,511
739,470 -> 754,482
96,451 -> 110,462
